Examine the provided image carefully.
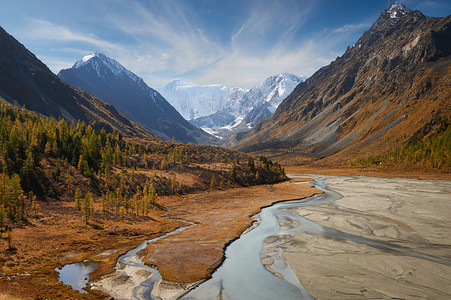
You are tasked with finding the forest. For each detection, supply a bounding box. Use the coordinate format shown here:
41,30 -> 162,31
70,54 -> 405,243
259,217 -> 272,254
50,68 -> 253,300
348,119 -> 451,171
0,101 -> 287,237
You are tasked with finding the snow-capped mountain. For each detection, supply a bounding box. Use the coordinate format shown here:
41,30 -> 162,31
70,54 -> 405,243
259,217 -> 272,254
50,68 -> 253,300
157,79 -> 247,120
387,2 -> 412,19
158,73 -> 305,140
191,73 -> 305,139
58,53 -> 217,144
235,72 -> 306,126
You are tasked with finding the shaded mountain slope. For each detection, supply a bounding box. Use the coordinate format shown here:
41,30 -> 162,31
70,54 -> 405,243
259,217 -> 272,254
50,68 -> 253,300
234,3 -> 451,168
59,53 -> 217,145
0,26 -> 150,138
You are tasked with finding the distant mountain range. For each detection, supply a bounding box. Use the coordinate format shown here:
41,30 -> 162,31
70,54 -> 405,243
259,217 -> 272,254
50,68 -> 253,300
59,53 -> 217,144
0,27 -> 150,138
156,79 -> 247,121
158,73 -> 305,140
233,3 -> 451,165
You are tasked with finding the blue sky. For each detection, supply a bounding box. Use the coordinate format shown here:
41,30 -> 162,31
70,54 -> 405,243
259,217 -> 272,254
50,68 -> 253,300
1,0 -> 449,88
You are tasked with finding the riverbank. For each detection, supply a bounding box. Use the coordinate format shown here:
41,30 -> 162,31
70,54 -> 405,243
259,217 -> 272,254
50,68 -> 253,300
113,179 -> 319,299
285,166 -> 451,180
268,175 -> 451,299
0,178 -> 319,299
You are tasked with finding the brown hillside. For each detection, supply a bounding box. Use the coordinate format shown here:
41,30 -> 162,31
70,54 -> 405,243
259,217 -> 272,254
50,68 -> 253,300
233,4 -> 451,170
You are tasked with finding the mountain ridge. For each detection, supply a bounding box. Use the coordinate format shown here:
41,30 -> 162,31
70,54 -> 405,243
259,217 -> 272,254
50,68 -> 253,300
59,53 -> 217,144
233,3 -> 451,169
0,26 -> 151,138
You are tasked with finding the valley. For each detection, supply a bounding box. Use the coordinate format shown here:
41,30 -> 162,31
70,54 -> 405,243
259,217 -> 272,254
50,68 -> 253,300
0,173 -> 319,299
0,1 -> 450,300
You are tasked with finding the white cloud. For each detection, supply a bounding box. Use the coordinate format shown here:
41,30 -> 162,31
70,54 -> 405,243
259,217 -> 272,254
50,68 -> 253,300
18,19 -> 121,53
106,0 -> 226,79
333,22 -> 371,33
9,1 -> 372,89
108,0 -> 326,88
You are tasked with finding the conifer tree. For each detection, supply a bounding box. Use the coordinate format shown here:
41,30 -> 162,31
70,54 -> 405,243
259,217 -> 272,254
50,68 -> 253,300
83,192 -> 92,224
179,147 -> 186,164
171,174 -> 177,192
230,163 -> 237,180
6,228 -> 13,251
101,194 -> 107,213
104,164 -> 110,190
161,158 -> 168,170
149,184 -> 156,204
77,155 -> 84,174
31,194 -> 40,218
75,188 -> 82,211
0,205 -> 5,235
132,194 -> 138,216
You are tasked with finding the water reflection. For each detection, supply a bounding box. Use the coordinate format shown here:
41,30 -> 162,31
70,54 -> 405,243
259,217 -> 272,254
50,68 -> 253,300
56,260 -> 99,293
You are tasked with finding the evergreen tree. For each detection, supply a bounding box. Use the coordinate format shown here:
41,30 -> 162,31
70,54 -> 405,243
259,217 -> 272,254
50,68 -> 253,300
229,163 -> 237,180
161,158 -> 168,170
6,228 -> 13,251
74,188 -> 82,211
83,192 -> 92,224
179,147 -> 186,164
0,205 -> 5,235
149,184 -> 156,204
31,194 -> 40,218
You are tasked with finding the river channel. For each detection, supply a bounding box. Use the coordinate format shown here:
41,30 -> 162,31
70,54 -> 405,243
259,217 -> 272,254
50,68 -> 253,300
58,175 -> 451,299
183,175 -> 451,299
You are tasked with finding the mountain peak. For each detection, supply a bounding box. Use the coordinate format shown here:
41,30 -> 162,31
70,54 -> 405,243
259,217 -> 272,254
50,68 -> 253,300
365,2 -> 425,42
59,54 -> 217,144
81,53 -> 97,62
74,52 -> 103,68
166,78 -> 196,88
386,2 -> 412,19
377,2 -> 415,26
70,52 -> 142,84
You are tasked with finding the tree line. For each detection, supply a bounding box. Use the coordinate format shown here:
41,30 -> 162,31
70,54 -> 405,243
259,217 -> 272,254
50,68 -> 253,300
348,119 -> 450,171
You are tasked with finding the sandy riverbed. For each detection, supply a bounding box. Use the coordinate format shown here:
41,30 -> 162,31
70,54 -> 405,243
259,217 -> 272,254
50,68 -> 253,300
266,175 -> 451,299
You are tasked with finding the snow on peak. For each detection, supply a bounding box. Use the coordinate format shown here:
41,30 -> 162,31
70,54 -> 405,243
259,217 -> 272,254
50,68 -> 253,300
371,2 -> 414,33
387,2 -> 411,19
74,52 -> 102,68
81,53 -> 96,62
72,52 -> 142,84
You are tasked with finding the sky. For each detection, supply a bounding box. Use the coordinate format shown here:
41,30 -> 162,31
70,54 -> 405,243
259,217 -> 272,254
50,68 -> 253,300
1,0 -> 450,88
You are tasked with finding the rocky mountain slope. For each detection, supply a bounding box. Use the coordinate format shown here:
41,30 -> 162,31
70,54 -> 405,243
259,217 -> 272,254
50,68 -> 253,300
0,27 -> 150,138
233,3 -> 451,167
59,53 -> 217,144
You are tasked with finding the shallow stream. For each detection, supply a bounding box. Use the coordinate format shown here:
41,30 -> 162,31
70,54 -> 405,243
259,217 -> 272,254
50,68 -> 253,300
183,176 -> 451,299
58,176 -> 451,299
